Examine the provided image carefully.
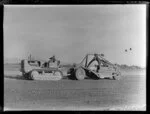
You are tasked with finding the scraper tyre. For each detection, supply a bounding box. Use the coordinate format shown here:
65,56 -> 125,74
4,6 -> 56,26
75,68 -> 86,80
30,70 -> 39,80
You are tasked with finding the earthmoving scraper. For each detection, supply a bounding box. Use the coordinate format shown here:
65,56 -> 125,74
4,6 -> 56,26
68,53 -> 121,80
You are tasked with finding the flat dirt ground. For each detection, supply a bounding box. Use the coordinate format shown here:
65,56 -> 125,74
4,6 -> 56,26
4,64 -> 146,111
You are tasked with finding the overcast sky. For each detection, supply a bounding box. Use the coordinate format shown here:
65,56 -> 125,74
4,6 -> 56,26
4,5 -> 146,67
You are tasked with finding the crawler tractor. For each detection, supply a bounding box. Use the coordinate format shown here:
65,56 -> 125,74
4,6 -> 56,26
68,53 -> 121,80
20,57 -> 63,81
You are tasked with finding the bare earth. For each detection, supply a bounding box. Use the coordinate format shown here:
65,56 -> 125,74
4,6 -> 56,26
4,64 -> 146,111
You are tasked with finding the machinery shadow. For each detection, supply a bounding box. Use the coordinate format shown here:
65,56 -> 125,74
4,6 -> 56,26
4,75 -> 27,80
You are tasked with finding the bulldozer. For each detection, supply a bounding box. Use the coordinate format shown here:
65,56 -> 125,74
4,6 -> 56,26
20,55 -> 63,81
67,53 -> 121,80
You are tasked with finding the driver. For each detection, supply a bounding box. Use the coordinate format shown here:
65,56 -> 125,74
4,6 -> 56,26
48,55 -> 58,68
